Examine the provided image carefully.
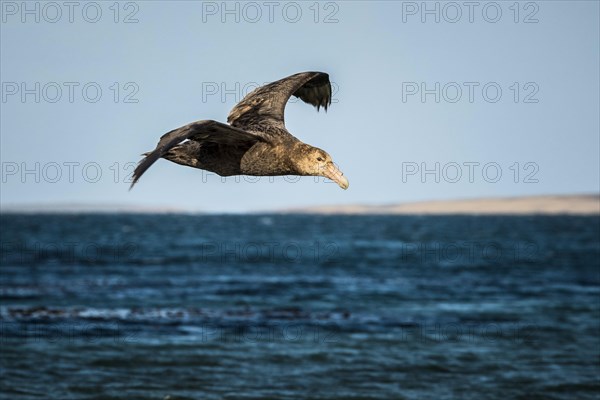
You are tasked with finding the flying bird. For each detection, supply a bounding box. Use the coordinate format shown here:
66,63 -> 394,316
130,71 -> 348,190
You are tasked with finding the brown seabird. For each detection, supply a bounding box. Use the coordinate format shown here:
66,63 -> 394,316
130,71 -> 349,190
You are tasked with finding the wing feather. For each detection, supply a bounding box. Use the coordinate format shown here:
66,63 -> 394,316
130,120 -> 263,189
227,72 -> 332,130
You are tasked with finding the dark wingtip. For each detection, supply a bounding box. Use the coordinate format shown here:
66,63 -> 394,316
129,150 -> 162,191
128,169 -> 141,191
318,98 -> 330,112
128,176 -> 138,191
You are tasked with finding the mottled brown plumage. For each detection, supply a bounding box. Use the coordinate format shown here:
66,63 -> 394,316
131,72 -> 348,190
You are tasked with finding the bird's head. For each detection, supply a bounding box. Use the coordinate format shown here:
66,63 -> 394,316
292,144 -> 349,190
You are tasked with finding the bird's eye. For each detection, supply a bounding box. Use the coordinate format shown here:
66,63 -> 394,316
317,157 -> 324,162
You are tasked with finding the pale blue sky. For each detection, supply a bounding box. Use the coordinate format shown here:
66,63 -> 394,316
1,1 -> 598,212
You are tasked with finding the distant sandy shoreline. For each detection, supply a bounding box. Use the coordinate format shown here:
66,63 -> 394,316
281,195 -> 600,215
1,195 -> 599,215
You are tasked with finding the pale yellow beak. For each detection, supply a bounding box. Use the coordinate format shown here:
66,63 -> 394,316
324,162 -> 349,190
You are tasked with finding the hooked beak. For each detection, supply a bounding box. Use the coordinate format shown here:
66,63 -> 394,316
324,162 -> 349,190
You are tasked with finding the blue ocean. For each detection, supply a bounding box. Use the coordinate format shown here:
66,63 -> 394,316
1,214 -> 599,399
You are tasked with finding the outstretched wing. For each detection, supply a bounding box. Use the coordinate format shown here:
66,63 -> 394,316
130,120 -> 264,189
227,71 -> 332,130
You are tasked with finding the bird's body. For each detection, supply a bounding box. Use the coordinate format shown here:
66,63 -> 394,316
164,138 -> 295,177
131,72 -> 348,189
